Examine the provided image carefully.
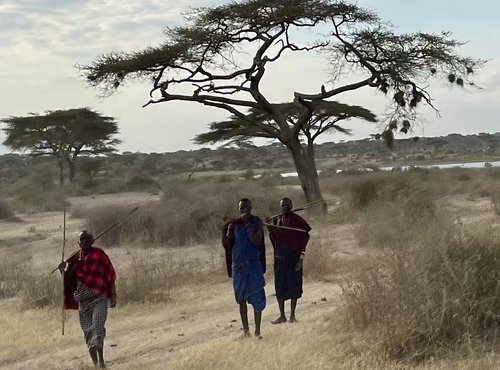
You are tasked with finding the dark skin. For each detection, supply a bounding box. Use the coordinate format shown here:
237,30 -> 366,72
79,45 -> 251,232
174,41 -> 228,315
235,200 -> 263,338
271,198 -> 302,324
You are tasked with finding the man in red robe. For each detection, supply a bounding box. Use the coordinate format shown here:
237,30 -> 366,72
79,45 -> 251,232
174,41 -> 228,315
268,198 -> 311,324
59,230 -> 117,368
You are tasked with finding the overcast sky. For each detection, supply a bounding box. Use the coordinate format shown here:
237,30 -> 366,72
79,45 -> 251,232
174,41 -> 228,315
1,0 -> 499,154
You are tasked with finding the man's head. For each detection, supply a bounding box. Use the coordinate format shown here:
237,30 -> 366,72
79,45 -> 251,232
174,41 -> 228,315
238,198 -> 252,215
280,197 -> 293,215
78,230 -> 94,250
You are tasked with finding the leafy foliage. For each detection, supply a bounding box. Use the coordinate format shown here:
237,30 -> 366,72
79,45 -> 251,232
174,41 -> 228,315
1,108 -> 121,183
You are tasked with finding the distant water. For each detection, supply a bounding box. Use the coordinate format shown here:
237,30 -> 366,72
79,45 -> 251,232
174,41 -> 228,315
381,160 -> 500,171
278,161 -> 500,177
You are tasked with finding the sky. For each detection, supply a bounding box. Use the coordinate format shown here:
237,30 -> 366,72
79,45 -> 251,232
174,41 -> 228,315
0,0 -> 499,154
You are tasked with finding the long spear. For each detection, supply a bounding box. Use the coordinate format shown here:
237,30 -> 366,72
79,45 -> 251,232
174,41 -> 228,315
265,198 -> 326,220
262,222 -> 308,233
50,205 -> 140,274
61,209 -> 66,335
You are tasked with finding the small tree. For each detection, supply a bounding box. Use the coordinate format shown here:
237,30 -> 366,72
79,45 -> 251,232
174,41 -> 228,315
81,0 -> 482,202
2,108 -> 121,185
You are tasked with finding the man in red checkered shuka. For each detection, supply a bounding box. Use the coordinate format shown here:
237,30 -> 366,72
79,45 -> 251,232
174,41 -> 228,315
58,230 -> 117,368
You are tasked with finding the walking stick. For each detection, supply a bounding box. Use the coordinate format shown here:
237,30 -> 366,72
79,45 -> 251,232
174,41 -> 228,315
61,209 -> 66,335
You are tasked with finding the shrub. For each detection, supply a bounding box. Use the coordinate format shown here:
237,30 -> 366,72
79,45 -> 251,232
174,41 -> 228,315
78,180 -> 304,247
0,200 -> 14,219
492,191 -> 500,215
341,192 -> 500,362
11,185 -> 69,213
0,255 -> 27,298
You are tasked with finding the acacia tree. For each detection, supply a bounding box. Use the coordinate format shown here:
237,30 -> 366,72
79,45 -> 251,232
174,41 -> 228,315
2,108 -> 120,185
81,0 -> 482,202
194,101 -> 376,191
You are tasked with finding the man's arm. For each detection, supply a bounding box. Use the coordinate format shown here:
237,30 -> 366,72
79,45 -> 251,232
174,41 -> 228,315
222,222 -> 234,277
109,282 -> 117,307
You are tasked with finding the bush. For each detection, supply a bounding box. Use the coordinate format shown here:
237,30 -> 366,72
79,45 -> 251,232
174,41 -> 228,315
0,200 -> 14,219
341,193 -> 500,362
11,185 -> 68,213
78,180 -> 304,247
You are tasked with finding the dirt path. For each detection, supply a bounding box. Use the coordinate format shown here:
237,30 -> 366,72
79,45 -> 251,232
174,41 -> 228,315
1,274 -> 342,369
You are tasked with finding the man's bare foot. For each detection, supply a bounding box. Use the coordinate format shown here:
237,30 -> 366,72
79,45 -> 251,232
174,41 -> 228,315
255,333 -> 263,339
289,317 -> 297,323
240,331 -> 251,339
271,316 -> 287,324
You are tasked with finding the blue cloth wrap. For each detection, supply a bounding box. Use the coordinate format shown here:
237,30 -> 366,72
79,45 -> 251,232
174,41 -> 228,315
232,222 -> 266,312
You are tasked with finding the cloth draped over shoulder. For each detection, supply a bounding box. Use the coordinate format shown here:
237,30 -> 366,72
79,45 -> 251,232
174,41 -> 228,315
222,215 -> 266,278
269,212 -> 311,253
63,247 -> 117,310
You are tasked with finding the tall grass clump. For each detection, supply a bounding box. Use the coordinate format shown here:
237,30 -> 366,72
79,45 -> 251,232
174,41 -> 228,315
0,254 -> 62,308
0,200 -> 14,219
21,272 -> 62,308
340,190 -> 500,362
0,255 -> 27,298
491,190 -> 500,215
304,236 -> 340,279
117,253 -> 220,304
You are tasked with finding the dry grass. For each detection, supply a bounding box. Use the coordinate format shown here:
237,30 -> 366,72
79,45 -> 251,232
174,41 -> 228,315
75,181 -> 304,247
4,168 -> 500,369
340,188 -> 500,363
0,200 -> 14,219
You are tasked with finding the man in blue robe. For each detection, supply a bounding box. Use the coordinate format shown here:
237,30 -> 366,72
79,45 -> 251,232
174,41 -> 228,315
223,198 -> 266,338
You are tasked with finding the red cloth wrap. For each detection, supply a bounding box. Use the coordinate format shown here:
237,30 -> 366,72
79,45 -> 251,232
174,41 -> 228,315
63,247 -> 116,310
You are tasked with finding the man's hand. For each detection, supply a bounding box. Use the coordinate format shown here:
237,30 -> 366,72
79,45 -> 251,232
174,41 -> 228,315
295,259 -> 303,271
110,294 -> 117,308
57,261 -> 67,274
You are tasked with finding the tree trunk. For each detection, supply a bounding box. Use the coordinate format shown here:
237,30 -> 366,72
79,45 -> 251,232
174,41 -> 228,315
287,139 -> 326,212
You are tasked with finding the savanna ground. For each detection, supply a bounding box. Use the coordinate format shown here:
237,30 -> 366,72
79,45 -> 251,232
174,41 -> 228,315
3,167 -> 500,369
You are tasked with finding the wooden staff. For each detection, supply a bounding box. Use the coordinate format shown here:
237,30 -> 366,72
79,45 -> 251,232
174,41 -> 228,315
61,209 -> 66,335
262,222 -> 308,233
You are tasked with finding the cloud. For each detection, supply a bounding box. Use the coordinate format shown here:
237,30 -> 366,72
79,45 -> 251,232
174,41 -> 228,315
1,0 -> 499,155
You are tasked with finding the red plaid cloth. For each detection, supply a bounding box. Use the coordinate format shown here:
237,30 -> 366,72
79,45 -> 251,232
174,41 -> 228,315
63,247 -> 116,310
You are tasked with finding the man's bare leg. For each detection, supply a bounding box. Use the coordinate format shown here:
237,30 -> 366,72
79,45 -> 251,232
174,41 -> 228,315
254,310 -> 262,338
88,346 -> 98,365
289,299 -> 298,323
271,298 -> 287,324
239,302 -> 251,337
97,346 -> 106,368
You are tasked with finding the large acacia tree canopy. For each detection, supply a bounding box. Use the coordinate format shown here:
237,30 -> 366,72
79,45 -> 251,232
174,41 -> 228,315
82,0 -> 483,131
